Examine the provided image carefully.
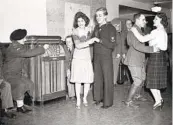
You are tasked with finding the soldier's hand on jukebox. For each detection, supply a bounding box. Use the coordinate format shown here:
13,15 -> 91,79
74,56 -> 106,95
116,54 -> 120,58
43,44 -> 50,50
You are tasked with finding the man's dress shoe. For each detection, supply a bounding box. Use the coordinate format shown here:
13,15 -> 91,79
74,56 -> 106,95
4,112 -> 16,119
101,105 -> 112,109
17,105 -> 32,113
94,100 -> 103,105
1,109 -> 16,119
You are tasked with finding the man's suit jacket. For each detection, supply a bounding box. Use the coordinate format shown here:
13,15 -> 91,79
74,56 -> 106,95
124,25 -> 154,67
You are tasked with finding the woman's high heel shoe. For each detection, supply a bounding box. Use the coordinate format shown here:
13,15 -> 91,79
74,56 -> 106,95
83,98 -> 88,107
76,104 -> 80,109
160,99 -> 164,110
76,100 -> 81,109
153,99 -> 164,110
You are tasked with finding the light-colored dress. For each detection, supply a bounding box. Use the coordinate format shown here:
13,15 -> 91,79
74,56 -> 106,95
70,28 -> 94,84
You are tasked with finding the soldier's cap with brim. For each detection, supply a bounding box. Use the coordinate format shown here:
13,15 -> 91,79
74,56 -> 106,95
10,29 -> 27,41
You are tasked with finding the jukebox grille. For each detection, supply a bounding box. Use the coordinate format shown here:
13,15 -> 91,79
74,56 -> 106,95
27,42 -> 66,101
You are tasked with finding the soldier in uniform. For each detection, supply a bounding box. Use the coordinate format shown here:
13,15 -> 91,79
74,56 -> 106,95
124,13 -> 159,108
3,29 -> 47,113
92,7 -> 117,109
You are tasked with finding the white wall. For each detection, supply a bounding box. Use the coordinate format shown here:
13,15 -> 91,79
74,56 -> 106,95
0,0 -> 47,42
0,0 -> 171,42
106,0 -> 172,20
106,0 -> 152,21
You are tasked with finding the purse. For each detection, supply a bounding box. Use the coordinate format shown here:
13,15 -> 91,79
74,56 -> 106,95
24,92 -> 33,106
117,60 -> 133,85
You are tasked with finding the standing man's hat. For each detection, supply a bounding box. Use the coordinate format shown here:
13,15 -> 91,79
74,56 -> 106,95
10,29 -> 27,41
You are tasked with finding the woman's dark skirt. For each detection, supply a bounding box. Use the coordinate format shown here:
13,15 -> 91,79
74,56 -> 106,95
146,51 -> 168,89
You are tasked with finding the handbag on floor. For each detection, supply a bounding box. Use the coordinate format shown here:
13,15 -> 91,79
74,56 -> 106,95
24,92 -> 33,106
117,61 -> 132,85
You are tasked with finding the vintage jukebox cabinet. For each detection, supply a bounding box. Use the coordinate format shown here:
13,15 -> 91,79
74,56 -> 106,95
25,36 -> 66,102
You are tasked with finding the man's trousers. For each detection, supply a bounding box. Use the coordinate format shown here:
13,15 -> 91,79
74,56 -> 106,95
93,54 -> 114,107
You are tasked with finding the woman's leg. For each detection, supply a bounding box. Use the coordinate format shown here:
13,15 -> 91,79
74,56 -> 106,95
75,83 -> 81,107
157,90 -> 162,101
83,84 -> 90,105
150,89 -> 161,106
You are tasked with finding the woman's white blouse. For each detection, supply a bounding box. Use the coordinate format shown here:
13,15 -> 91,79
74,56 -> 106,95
149,28 -> 168,51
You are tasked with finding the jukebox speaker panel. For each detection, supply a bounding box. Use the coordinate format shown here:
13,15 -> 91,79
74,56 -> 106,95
25,36 -> 66,102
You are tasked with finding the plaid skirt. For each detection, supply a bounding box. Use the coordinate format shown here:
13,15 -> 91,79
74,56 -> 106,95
146,51 -> 168,89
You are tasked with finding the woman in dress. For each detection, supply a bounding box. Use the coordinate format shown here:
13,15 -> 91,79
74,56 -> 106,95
70,11 -> 99,109
131,13 -> 168,110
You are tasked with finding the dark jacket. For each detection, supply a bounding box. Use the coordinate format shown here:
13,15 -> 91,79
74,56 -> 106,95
92,22 -> 117,56
3,42 -> 45,100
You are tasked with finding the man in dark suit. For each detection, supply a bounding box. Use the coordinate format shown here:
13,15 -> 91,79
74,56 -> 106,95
92,7 -> 117,109
124,13 -> 158,108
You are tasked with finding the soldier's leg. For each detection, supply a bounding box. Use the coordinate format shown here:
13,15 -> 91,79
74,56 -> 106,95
1,81 -> 14,109
125,66 -> 143,108
134,66 -> 147,101
14,83 -> 32,113
0,81 -> 16,118
102,57 -> 114,107
93,55 -> 103,104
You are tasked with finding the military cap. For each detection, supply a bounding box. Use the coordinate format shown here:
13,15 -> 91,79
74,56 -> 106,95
10,29 -> 27,41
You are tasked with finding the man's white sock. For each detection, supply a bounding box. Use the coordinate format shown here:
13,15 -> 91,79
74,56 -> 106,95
16,100 -> 24,107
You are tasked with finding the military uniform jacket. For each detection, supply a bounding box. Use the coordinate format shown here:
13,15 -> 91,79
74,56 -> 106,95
124,25 -> 154,67
3,42 -> 45,77
92,22 -> 117,56
2,42 -> 45,99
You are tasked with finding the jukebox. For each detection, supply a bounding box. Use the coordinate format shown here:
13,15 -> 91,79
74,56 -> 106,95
25,36 -> 66,102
